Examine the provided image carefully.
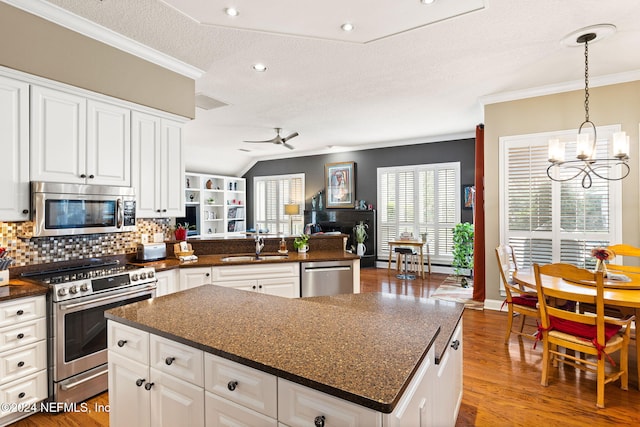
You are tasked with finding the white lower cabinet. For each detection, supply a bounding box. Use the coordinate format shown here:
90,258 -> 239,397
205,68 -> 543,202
433,319 -> 463,427
0,296 -> 48,426
155,269 -> 179,297
180,267 -> 212,291
108,321 -> 205,427
211,263 -> 300,298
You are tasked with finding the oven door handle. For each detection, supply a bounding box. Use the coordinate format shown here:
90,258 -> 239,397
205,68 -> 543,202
60,366 -> 108,391
59,284 -> 157,310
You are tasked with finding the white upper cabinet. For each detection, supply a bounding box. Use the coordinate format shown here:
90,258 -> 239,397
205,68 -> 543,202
86,100 -> 131,186
0,76 -> 30,221
132,111 -> 185,218
30,85 -> 131,186
30,85 -> 86,184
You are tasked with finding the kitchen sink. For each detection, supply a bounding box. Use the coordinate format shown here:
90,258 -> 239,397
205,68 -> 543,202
221,254 -> 289,262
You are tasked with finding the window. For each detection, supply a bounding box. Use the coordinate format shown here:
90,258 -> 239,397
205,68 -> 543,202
377,163 -> 460,264
254,174 -> 305,234
500,125 -> 622,270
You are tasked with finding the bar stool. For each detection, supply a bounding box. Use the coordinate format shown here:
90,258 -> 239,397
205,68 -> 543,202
395,247 -> 416,280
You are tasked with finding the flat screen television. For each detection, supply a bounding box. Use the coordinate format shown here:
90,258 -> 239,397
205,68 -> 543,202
176,205 -> 200,236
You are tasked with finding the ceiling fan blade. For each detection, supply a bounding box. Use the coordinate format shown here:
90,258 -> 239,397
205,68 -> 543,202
282,142 -> 295,150
243,138 -> 277,144
281,132 -> 299,143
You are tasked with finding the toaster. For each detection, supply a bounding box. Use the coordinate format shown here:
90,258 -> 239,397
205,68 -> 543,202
136,243 -> 167,261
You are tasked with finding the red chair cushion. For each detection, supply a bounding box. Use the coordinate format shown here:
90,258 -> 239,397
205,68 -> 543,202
549,316 -> 621,342
512,295 -> 538,307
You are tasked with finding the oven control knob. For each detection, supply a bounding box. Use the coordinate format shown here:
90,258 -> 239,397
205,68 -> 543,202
80,283 -> 89,292
69,285 -> 78,294
147,271 -> 155,279
139,272 -> 147,280
131,274 -> 139,281
57,288 -> 68,297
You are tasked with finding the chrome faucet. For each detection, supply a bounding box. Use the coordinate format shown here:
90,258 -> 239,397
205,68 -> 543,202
255,232 -> 264,257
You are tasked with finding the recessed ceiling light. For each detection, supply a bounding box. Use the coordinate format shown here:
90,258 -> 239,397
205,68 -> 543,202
252,63 -> 267,72
224,7 -> 239,17
421,0 -> 436,4
341,23 -> 354,32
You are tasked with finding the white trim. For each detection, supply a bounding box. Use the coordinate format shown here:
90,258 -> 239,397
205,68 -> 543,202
2,0 -> 204,79
479,70 -> 640,107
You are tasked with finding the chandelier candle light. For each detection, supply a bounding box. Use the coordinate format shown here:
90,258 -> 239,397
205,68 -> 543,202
547,26 -> 630,189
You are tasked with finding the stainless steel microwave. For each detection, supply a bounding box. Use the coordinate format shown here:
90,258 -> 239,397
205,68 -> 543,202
31,182 -> 136,237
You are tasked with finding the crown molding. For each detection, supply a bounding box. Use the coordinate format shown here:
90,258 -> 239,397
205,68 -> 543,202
2,0 -> 204,79
479,69 -> 640,106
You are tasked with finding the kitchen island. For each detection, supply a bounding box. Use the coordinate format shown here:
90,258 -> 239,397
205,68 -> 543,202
105,285 -> 464,426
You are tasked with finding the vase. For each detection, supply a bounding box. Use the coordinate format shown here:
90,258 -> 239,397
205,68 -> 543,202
174,228 -> 187,241
595,259 -> 608,276
357,242 -> 366,256
297,245 -> 309,253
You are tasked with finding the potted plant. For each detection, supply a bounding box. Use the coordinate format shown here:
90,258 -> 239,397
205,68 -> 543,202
354,221 -> 368,256
173,223 -> 195,241
452,222 -> 474,287
294,234 -> 310,253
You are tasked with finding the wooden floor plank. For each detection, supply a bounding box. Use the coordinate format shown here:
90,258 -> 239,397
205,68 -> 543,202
9,267 -> 640,426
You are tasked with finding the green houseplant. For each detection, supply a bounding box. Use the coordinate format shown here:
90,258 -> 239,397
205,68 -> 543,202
452,222 -> 474,286
294,234 -> 310,253
354,221 -> 368,256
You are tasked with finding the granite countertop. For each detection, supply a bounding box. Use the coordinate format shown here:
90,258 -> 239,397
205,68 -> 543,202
131,250 -> 359,271
0,280 -> 48,302
106,286 -> 461,413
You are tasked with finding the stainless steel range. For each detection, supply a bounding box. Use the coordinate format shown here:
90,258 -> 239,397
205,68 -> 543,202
22,259 -> 157,405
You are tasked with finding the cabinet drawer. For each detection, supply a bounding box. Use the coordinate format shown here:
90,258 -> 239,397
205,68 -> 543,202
211,263 -> 299,281
0,370 -> 48,418
0,341 -> 47,386
151,334 -> 203,387
205,391 -> 277,427
0,318 -> 46,353
0,296 -> 45,328
108,321 -> 150,364
204,353 -> 277,418
278,379 -> 380,427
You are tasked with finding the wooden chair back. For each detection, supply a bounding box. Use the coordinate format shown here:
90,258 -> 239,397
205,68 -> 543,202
533,263 -> 605,347
496,244 -> 520,297
607,244 -> 640,275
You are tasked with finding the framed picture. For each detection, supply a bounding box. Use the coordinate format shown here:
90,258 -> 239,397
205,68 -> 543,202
462,185 -> 475,210
325,162 -> 355,208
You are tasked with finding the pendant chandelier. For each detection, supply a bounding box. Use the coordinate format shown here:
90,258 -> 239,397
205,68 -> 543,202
547,28 -> 630,189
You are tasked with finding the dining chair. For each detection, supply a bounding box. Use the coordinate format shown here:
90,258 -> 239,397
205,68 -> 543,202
606,244 -> 640,275
533,263 -> 635,408
496,244 -> 539,344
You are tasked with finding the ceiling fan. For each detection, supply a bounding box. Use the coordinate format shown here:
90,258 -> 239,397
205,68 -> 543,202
243,128 -> 299,150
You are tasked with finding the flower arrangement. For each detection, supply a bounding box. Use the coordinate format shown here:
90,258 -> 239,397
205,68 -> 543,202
591,247 -> 615,261
294,234 -> 310,251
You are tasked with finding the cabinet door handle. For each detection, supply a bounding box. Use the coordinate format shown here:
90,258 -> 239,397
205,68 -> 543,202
144,382 -> 154,391
22,209 -> 28,215
17,361 -> 25,368
314,415 -> 326,427
156,209 -> 161,213
17,333 -> 24,340
227,380 -> 238,391
117,340 -> 127,347
451,339 -> 460,350
80,174 -> 87,178
205,273 -> 210,277
162,209 -> 167,212
89,174 -> 95,179
136,379 -> 145,387
165,357 -> 176,365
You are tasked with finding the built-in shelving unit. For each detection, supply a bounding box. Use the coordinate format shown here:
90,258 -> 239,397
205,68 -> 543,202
183,172 -> 246,237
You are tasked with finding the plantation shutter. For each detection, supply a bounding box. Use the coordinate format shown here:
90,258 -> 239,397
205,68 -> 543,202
254,174 -> 305,234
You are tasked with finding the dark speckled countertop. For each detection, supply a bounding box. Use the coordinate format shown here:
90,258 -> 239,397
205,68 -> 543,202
106,286 -> 463,413
0,280 -> 48,302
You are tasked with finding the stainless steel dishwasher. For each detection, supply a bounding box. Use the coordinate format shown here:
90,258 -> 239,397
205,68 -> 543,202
301,260 -> 354,297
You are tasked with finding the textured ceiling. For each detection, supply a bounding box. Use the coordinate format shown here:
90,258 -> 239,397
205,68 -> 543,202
39,0 -> 640,175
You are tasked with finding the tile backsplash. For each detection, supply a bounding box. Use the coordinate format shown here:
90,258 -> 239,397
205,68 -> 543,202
0,219 -> 171,267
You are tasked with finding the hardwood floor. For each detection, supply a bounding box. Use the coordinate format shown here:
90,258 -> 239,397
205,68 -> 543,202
10,268 -> 640,426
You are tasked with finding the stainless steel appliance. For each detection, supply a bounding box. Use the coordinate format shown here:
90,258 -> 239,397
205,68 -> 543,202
31,181 -> 136,237
22,259 -> 156,405
301,260 -> 354,297
136,242 -> 167,261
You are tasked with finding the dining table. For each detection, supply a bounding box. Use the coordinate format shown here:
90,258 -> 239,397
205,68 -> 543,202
513,268 -> 640,389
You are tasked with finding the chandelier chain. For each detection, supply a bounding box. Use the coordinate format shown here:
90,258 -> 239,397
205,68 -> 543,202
584,38 -> 589,123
